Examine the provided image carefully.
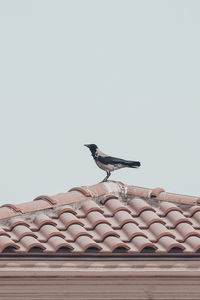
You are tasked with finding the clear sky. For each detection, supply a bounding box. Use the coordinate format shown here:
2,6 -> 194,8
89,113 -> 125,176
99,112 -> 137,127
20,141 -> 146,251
0,0 -> 200,204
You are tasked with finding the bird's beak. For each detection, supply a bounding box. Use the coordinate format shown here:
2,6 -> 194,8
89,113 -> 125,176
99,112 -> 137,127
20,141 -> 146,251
84,144 -> 90,148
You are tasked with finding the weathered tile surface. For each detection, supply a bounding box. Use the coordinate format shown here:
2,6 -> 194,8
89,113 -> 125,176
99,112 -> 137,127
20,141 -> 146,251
0,181 -> 200,255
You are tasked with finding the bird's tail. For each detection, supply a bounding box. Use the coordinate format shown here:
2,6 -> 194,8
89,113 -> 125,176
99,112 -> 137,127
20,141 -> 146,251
125,161 -> 141,168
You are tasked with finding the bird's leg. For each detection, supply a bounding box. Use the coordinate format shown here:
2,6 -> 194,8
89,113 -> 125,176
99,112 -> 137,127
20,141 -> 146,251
101,171 -> 111,182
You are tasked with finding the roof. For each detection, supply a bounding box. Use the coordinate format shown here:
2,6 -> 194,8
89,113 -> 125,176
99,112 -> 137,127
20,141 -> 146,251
0,181 -> 200,256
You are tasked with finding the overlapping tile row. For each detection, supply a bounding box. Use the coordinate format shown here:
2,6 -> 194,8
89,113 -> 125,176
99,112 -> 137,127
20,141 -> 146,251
1,187 -> 200,255
1,181 -> 200,221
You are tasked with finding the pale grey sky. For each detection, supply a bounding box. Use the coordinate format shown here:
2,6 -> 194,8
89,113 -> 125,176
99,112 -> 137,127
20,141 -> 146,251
0,0 -> 200,204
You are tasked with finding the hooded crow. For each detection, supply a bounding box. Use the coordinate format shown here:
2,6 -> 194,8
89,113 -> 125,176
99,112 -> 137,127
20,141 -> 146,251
84,144 -> 141,182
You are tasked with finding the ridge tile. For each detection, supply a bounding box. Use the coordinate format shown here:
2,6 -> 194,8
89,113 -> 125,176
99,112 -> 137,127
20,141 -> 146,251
1,182 -> 200,255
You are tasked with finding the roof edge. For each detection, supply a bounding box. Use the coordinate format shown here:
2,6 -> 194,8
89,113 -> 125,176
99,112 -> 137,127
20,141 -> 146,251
0,181 -> 199,221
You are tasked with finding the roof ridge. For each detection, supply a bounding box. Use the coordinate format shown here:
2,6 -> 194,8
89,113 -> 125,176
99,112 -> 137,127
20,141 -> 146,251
127,186 -> 200,205
0,181 -> 199,221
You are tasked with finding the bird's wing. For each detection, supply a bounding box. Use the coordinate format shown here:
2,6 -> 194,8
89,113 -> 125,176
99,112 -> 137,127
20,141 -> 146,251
98,155 -> 130,165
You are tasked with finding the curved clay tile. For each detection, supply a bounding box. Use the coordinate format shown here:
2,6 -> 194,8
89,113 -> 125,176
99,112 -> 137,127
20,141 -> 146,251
93,223 -> 120,242
192,211 -> 200,224
150,187 -> 165,198
8,217 -> 30,230
185,236 -> 200,252
59,212 -> 84,229
18,200 -> 52,215
189,206 -> 200,217
76,235 -> 102,252
0,236 -> 19,253
67,224 -> 92,241
104,198 -> 131,215
34,195 -> 57,205
100,194 -> 118,205
39,224 -> 65,241
148,223 -> 175,241
81,200 -> 104,216
87,182 -> 121,198
127,186 -> 152,199
128,197 -> 156,216
157,236 -> 185,253
2,245 -> 19,253
159,202 -> 182,216
139,210 -> 165,228
47,236 -> 73,252
0,226 -> 10,237
155,193 -> 199,205
104,236 -> 130,252
165,211 -> 192,228
121,223 -> 147,241
48,191 -> 86,206
130,236 -> 157,253
20,236 -> 46,252
86,211 -> 111,229
189,216 -> 200,230
34,213 -> 57,229
12,225 -> 37,241
176,223 -> 200,241
140,246 -> 157,253
56,205 -> 77,217
113,210 -> 137,229
68,186 -> 94,197
1,204 -> 22,213
0,207 -> 20,220
168,246 -> 185,253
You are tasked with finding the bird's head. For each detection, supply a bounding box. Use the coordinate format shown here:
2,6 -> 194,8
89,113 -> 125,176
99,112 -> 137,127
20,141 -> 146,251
84,144 -> 98,155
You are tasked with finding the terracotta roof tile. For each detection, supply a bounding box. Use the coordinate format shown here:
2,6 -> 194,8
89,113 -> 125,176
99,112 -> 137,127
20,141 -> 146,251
185,236 -> 200,252
33,214 -> 57,229
104,198 -> 131,215
11,225 -> 37,241
8,217 -> 30,230
0,181 -> 200,255
103,236 -> 130,252
165,210 -> 192,228
1,204 -> 23,213
147,223 -> 175,242
175,223 -> 200,242
192,211 -> 200,223
19,236 -> 46,252
38,224 -> 65,242
113,210 -> 137,229
128,197 -> 156,216
80,200 -> 104,216
85,211 -> 110,229
0,207 -> 20,219
67,223 -> 92,241
150,187 -> 165,198
55,204 -> 77,217
158,201 -> 183,216
189,206 -> 200,217
0,227 -> 10,238
75,236 -> 102,252
137,210 -> 165,228
92,223 -> 119,241
0,236 -> 19,252
100,194 -> 119,204
58,212 -> 84,230
156,236 -> 185,253
119,223 -> 146,241
130,236 -> 157,253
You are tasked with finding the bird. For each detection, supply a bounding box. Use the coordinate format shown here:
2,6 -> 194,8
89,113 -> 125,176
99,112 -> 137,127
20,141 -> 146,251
84,144 -> 141,182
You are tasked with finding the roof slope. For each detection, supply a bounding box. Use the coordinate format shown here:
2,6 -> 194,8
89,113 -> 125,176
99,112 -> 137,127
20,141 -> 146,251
0,181 -> 200,255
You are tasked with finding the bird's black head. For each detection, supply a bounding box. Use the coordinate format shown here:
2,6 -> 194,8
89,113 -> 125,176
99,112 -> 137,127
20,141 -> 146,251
84,144 -> 98,156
